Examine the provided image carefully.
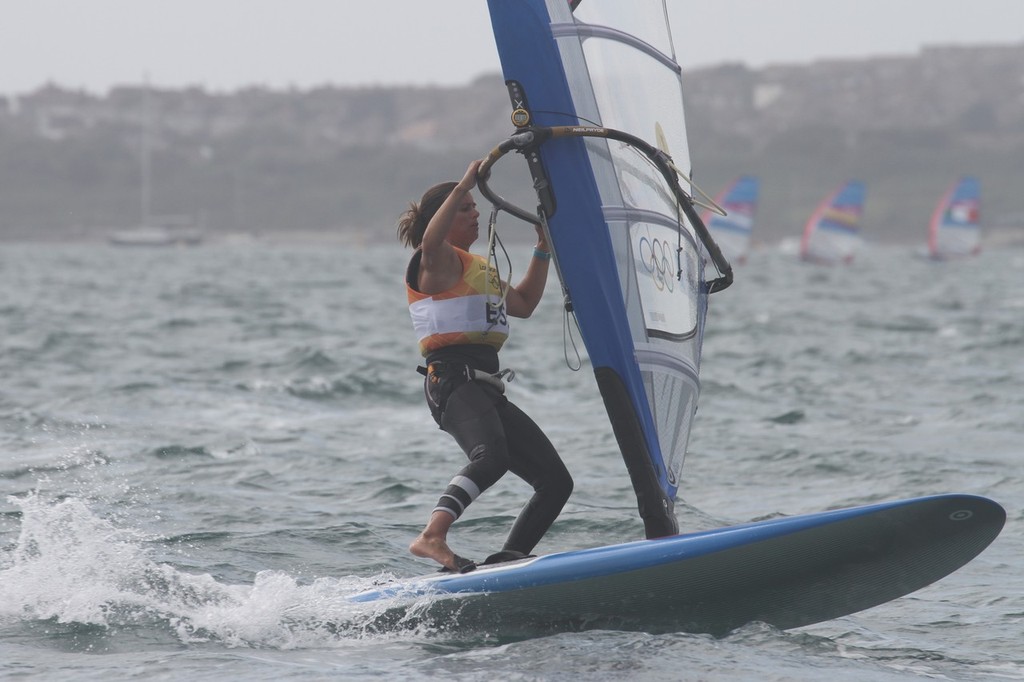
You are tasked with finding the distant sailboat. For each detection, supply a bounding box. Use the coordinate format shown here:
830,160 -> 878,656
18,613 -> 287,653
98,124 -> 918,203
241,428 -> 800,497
704,175 -> 759,264
109,83 -> 203,247
928,176 -> 981,260
800,180 -> 865,264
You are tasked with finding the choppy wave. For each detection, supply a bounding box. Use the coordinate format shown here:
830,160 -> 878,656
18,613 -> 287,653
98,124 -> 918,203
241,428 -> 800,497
0,494 -> 467,650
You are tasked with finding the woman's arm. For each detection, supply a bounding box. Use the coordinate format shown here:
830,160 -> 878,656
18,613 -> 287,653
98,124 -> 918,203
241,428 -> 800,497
418,159 -> 482,293
505,224 -> 551,318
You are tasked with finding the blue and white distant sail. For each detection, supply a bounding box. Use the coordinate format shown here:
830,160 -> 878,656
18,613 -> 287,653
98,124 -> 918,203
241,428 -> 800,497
928,176 -> 981,260
484,0 -> 732,537
800,180 -> 866,264
704,175 -> 759,264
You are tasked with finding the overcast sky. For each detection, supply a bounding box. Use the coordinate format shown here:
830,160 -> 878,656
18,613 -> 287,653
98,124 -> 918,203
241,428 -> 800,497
3,0 -> 1023,94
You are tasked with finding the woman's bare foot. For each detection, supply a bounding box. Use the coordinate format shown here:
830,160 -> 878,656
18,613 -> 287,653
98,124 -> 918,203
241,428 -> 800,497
409,532 -> 458,570
410,511 -> 476,572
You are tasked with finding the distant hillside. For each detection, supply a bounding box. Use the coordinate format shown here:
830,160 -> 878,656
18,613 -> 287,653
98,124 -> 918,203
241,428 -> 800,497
683,43 -> 1024,244
2,43 -> 1023,244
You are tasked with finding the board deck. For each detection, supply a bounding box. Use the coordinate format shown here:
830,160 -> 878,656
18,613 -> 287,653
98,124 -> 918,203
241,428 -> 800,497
350,494 -> 1004,638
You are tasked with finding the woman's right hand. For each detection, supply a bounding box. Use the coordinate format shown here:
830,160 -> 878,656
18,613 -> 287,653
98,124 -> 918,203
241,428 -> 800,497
457,159 -> 483,193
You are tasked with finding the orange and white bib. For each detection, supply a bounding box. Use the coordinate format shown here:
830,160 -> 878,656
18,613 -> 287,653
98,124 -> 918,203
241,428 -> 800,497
406,247 -> 509,356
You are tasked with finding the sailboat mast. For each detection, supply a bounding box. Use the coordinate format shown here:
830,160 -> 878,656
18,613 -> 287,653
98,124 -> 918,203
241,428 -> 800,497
140,78 -> 152,227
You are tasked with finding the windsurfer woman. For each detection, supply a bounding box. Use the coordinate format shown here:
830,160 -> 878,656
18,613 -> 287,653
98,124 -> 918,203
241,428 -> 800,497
398,158 -> 573,573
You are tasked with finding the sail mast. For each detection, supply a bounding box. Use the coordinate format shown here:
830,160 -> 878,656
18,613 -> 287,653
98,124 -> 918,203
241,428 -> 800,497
140,76 -> 153,228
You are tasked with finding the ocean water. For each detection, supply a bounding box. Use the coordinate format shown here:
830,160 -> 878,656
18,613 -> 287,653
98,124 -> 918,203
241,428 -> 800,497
1,239 -> 1021,681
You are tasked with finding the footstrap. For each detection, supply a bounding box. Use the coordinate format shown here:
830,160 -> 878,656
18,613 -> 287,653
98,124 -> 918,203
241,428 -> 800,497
482,549 -> 535,565
437,554 -> 478,574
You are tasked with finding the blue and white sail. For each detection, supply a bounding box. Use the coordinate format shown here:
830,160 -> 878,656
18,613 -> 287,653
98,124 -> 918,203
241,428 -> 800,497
704,175 -> 759,264
800,180 -> 866,264
483,0 -> 731,538
928,176 -> 981,260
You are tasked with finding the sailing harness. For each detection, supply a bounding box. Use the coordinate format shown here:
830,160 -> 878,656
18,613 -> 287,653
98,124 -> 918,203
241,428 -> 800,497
418,362 -> 516,425
410,215 -> 517,415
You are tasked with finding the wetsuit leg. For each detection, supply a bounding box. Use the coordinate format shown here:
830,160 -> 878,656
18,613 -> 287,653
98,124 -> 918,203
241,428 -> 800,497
432,381 -> 511,521
497,400 -> 574,555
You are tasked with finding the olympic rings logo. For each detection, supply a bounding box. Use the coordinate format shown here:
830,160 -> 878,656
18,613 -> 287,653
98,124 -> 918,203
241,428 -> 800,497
638,235 -> 675,292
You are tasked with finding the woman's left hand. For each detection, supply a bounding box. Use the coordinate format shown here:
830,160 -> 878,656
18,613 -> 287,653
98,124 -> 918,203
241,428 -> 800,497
534,224 -> 549,252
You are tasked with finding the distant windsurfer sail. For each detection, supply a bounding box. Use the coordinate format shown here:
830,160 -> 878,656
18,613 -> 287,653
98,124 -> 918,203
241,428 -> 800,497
800,180 -> 866,264
704,175 -> 759,264
928,176 -> 981,260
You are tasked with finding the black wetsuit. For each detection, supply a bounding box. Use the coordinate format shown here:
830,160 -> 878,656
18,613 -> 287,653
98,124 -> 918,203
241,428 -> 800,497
422,350 -> 573,556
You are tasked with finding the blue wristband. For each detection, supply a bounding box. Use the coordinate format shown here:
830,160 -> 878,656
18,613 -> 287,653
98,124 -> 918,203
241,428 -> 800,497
533,248 -> 551,261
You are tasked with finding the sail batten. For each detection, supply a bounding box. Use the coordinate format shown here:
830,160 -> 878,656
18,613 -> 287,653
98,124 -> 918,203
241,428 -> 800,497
551,23 -> 683,73
487,0 -> 713,538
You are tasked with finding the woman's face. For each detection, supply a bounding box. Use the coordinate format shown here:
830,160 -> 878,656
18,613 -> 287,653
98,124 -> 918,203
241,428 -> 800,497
446,192 -> 480,249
